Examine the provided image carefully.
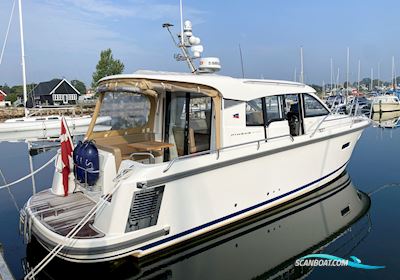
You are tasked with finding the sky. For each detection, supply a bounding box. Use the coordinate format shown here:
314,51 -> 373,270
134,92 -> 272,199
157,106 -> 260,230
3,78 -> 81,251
0,0 -> 400,87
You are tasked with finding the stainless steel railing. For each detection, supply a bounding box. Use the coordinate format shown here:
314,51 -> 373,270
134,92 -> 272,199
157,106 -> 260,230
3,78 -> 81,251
163,134 -> 294,173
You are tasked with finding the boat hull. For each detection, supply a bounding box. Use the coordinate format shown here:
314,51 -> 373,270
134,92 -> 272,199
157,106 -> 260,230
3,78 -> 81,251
22,120 -> 368,263
372,102 -> 400,113
0,116 -> 111,141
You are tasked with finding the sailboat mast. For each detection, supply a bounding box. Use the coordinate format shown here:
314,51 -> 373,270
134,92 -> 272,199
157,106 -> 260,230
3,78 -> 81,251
18,0 -> 28,117
357,60 -> 360,91
346,47 -> 349,103
392,56 -> 396,90
370,68 -> 373,91
330,58 -> 333,93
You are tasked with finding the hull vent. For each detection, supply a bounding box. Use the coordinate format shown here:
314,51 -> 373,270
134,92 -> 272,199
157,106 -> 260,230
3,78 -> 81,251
126,185 -> 165,232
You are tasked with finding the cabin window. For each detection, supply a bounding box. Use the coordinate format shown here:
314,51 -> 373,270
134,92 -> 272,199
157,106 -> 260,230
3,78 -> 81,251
99,92 -> 151,130
265,96 -> 283,124
303,94 -> 329,117
246,98 -> 264,126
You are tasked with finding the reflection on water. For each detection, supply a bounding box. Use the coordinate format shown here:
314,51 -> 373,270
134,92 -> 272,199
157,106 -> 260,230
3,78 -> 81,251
24,171 -> 370,280
372,111 -> 400,129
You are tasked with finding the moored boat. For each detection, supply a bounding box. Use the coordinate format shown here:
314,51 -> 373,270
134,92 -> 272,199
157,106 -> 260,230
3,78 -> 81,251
0,115 -> 111,141
372,95 -> 400,113
19,68 -> 370,263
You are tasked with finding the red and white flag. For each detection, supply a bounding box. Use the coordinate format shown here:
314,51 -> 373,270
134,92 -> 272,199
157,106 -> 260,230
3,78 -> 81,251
60,117 -> 74,196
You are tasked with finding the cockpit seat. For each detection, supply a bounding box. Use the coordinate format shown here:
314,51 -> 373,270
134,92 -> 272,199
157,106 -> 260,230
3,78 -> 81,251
94,133 -> 162,169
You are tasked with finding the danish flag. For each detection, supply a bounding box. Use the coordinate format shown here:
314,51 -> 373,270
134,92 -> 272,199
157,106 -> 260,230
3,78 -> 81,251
60,117 -> 74,196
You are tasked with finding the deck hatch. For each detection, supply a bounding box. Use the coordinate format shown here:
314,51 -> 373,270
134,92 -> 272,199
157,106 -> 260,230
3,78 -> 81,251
126,185 -> 165,232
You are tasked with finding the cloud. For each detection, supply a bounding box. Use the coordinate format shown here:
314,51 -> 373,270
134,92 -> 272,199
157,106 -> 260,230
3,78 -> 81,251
44,0 -> 207,22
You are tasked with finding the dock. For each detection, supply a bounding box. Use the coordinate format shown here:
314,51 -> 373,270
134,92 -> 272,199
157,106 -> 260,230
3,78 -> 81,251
0,243 -> 15,280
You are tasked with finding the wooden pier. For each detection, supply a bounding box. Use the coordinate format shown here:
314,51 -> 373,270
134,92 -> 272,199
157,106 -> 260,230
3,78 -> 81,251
0,243 -> 15,280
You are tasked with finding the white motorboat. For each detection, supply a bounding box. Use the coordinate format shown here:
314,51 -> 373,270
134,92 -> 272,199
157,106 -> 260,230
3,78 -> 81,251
19,69 -> 370,263
0,115 -> 111,141
19,19 -> 370,265
372,95 -> 400,113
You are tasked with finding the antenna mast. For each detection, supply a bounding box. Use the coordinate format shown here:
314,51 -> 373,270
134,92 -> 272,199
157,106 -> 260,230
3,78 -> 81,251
18,0 -> 28,117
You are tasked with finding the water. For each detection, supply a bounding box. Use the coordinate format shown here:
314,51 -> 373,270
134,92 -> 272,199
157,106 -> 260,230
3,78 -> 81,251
0,122 -> 399,279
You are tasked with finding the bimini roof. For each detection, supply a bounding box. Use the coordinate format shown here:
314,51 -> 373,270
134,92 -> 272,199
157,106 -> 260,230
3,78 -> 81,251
98,70 -> 316,102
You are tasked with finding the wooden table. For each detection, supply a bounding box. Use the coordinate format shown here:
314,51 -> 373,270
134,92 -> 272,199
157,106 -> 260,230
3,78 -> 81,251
127,141 -> 174,152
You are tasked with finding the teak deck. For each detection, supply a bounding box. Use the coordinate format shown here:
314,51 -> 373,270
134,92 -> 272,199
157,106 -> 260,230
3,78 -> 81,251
29,190 -> 104,239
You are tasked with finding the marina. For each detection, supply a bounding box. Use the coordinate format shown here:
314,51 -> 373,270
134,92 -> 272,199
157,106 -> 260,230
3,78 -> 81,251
0,123 -> 399,279
1,0 -> 400,279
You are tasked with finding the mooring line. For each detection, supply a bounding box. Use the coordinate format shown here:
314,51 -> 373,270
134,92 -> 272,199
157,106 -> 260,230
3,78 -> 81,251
0,155 -> 57,191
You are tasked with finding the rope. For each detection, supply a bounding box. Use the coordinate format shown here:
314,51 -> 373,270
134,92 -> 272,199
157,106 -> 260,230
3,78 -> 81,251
0,155 -> 57,191
0,0 -> 16,65
0,168 -> 20,212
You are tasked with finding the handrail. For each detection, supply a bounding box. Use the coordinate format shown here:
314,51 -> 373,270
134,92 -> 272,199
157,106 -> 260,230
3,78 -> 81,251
163,134 -> 294,173
310,97 -> 368,139
130,152 -> 155,164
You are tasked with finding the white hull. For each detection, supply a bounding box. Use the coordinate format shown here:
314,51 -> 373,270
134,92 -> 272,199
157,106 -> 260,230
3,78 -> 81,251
372,103 -> 400,113
0,116 -> 111,141
23,118 -> 368,263
26,171 -> 370,279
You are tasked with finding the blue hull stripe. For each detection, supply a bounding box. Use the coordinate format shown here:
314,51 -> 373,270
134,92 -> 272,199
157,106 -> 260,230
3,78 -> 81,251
138,161 -> 349,251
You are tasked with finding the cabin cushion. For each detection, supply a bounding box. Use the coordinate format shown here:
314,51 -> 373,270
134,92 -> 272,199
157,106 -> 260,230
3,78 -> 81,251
94,133 -> 162,168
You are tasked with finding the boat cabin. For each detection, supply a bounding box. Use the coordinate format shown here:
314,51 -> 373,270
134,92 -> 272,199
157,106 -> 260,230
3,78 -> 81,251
85,71 -> 330,169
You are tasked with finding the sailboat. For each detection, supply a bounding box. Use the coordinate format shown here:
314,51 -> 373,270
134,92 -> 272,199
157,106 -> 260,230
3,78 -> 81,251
0,0 -> 110,141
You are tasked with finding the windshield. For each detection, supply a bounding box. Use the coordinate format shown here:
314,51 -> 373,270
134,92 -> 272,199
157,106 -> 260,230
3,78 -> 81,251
98,92 -> 151,130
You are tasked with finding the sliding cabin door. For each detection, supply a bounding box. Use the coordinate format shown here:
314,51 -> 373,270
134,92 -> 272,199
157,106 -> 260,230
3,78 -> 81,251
283,94 -> 304,136
164,92 -> 212,160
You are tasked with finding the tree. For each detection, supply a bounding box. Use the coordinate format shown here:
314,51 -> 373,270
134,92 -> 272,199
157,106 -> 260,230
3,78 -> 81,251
5,93 -> 17,103
71,80 -> 87,95
91,49 -> 124,87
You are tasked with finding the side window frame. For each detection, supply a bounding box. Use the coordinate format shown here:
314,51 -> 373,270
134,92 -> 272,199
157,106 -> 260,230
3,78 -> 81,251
264,95 -> 285,126
245,98 -> 265,127
302,93 -> 330,118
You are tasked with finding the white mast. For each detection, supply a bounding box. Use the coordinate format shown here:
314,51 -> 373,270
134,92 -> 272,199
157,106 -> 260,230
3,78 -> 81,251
370,68 -> 373,91
330,58 -> 333,93
392,56 -> 396,89
18,0 -> 28,117
300,47 -> 304,83
357,60 -> 361,91
346,47 -> 349,103
179,0 -> 184,46
336,67 -> 340,91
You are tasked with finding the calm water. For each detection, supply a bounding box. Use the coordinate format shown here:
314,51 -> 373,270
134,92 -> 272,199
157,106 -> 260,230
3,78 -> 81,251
0,121 -> 399,279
